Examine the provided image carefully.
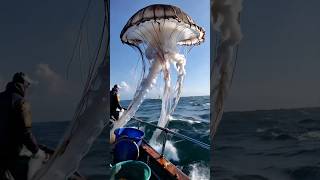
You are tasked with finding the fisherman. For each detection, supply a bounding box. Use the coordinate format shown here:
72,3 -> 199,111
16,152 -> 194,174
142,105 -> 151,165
0,72 -> 46,180
110,84 -> 126,120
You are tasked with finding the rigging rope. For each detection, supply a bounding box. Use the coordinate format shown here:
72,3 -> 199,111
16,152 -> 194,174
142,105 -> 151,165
66,0 -> 93,80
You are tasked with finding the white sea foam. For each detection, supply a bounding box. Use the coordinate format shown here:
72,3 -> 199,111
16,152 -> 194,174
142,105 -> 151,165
189,163 -> 210,180
149,140 -> 179,161
256,128 -> 266,133
185,119 -> 202,124
169,115 -> 201,124
203,102 -> 210,107
299,131 -> 320,141
168,115 -> 177,120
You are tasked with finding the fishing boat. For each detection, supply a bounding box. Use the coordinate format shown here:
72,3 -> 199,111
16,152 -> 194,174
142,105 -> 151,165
110,117 -> 210,180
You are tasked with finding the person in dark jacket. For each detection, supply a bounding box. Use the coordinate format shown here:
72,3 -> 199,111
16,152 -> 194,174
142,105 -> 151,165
110,84 -> 126,120
0,72 -> 45,180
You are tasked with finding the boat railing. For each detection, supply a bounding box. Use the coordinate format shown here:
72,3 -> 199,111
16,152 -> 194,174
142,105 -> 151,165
131,116 -> 210,157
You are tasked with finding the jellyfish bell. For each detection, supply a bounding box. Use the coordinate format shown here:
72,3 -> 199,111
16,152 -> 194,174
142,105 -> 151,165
120,4 -> 205,53
111,4 -> 205,143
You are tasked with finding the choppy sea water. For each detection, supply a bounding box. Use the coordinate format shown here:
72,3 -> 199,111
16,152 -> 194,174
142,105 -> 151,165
214,107 -> 320,180
33,97 -> 320,180
33,95 -> 210,179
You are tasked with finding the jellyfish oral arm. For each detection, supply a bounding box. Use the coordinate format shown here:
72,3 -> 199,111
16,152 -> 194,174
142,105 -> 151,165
170,53 -> 186,113
151,52 -> 186,142
151,58 -> 171,141
211,0 -> 243,137
110,59 -> 162,142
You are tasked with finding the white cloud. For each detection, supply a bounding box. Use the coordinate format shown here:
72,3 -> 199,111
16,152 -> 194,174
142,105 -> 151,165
35,63 -> 69,95
120,81 -> 130,91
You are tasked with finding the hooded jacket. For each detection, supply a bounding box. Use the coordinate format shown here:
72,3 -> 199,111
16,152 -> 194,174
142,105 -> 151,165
0,82 -> 39,158
110,87 -> 122,114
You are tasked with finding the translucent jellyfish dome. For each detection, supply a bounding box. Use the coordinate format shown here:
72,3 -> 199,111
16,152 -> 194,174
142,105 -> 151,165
121,4 -> 204,49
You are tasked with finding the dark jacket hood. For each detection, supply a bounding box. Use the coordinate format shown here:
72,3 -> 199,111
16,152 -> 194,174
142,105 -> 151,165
111,87 -> 119,94
5,82 -> 26,97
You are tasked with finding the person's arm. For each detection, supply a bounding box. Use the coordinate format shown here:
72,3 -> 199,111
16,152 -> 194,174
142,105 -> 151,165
15,99 -> 39,154
116,95 -> 123,110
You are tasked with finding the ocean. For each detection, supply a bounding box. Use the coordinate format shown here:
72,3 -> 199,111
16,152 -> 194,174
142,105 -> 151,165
213,107 -> 320,180
33,97 -> 320,180
33,95 -> 210,179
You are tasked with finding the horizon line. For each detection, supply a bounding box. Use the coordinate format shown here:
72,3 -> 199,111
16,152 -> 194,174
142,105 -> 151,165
120,94 -> 210,101
34,105 -> 320,123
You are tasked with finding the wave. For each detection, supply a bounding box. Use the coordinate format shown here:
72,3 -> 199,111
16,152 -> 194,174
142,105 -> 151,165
170,116 -> 202,124
203,102 -> 210,106
298,131 -> 320,141
287,166 -> 320,180
286,148 -> 320,157
149,140 -> 180,162
233,174 -> 269,180
298,119 -> 320,131
298,118 -> 319,124
188,101 -> 209,107
189,162 -> 210,180
256,128 -> 296,141
215,145 -> 245,151
199,114 -> 210,120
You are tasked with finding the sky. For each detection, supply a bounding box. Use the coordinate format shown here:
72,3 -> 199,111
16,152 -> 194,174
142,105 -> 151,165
224,0 -> 320,111
0,0 -> 105,122
110,0 -> 211,100
0,0 -> 320,122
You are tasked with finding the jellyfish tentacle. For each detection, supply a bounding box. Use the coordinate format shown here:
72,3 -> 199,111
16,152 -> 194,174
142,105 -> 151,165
150,52 -> 186,142
170,53 -> 186,113
110,58 -> 162,142
151,57 -> 172,141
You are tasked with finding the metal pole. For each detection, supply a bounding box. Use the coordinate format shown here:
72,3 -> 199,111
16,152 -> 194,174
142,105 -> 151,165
160,132 -> 167,157
131,117 -> 210,150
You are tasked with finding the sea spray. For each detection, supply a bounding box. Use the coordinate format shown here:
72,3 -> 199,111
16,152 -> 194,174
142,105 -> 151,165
149,140 -> 180,162
189,163 -> 210,180
299,131 -> 320,141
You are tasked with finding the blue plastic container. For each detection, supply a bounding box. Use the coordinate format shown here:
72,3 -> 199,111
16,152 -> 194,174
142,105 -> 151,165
113,138 -> 139,163
114,127 -> 144,145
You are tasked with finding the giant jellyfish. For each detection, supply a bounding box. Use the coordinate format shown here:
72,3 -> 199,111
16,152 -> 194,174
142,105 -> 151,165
111,4 -> 205,142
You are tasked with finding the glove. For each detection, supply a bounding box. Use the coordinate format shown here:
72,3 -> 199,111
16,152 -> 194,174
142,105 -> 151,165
28,149 -> 48,179
33,149 -> 46,159
34,149 -> 50,162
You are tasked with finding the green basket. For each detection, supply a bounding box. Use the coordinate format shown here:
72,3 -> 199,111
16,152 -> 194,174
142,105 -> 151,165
110,160 -> 151,180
